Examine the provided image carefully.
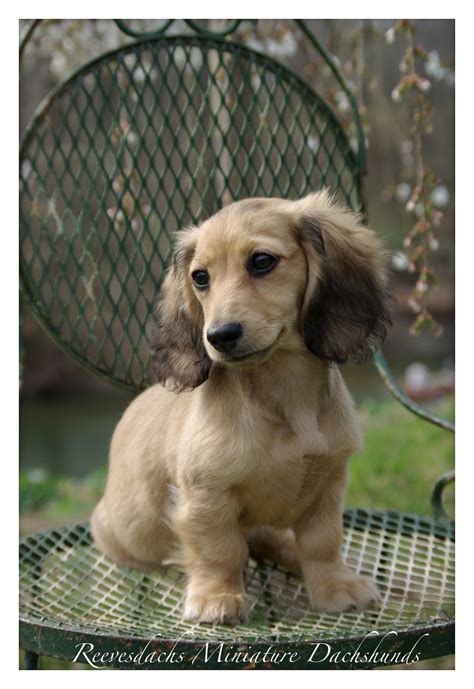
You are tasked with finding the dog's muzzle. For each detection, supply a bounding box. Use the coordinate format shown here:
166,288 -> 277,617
206,322 -> 243,353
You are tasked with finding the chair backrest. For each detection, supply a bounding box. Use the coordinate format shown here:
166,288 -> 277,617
20,33 -> 364,392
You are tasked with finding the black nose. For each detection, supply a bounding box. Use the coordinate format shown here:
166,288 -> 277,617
207,322 -> 243,353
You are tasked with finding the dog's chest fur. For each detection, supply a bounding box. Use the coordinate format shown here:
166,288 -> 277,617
178,355 -> 359,529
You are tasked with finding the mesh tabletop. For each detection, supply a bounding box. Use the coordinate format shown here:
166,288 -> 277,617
20,509 -> 454,649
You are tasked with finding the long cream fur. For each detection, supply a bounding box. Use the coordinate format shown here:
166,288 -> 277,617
91,191 -> 390,624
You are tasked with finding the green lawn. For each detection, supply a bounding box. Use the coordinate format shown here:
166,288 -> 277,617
19,395 -> 454,670
348,396 -> 454,517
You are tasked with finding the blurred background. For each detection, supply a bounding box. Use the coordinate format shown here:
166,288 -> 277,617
19,19 -> 454,669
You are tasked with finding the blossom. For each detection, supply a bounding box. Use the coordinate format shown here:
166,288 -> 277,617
307,136 -> 320,152
391,251 -> 410,271
277,32 -> 298,57
21,160 -> 32,180
245,37 -> 265,53
423,50 -> 455,85
385,27 -> 396,44
395,183 -> 411,203
408,297 -> 422,313
250,72 -> 261,90
51,52 -> 67,78
415,279 -> 428,293
404,362 -> 429,390
266,39 -> 280,55
132,67 -> 147,85
391,86 -> 402,103
112,176 -> 123,194
124,53 -> 137,71
431,185 -> 450,208
335,91 -> 350,113
126,130 -> 138,147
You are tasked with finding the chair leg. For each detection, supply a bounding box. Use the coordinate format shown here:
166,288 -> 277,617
24,651 -> 39,670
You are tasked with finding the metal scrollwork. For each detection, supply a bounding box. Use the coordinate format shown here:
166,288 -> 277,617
114,18 -> 252,39
113,19 -> 175,38
431,470 -> 455,520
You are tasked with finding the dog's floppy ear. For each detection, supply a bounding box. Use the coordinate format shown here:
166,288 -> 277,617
295,190 -> 391,364
151,228 -> 211,391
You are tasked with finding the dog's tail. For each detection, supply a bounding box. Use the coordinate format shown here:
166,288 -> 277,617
246,526 -> 302,577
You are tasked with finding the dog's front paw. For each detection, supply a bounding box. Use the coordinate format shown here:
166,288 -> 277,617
306,567 -> 381,613
184,591 -> 250,625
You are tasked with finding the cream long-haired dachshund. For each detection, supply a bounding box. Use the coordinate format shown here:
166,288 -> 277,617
91,190 -> 391,625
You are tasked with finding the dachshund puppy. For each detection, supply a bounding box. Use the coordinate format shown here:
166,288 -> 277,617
91,190 -> 391,625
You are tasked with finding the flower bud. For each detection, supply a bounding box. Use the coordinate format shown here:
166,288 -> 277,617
385,27 -> 396,44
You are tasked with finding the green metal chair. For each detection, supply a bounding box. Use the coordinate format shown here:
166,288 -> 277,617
19,20 -> 454,669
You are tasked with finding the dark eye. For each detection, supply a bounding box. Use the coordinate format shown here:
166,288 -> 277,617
191,269 -> 210,289
248,252 -> 278,276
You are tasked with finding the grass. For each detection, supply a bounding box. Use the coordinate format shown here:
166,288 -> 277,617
19,394 -> 455,670
348,395 -> 454,517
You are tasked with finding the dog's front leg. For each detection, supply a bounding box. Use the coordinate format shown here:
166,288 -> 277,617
174,488 -> 250,625
294,463 -> 381,613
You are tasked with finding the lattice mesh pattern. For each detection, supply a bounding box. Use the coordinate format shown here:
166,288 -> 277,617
20,36 -> 362,391
19,510 -> 454,643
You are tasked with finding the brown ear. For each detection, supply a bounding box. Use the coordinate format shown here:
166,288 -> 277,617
151,229 -> 211,391
295,191 -> 391,364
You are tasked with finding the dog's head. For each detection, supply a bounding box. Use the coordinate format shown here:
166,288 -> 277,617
152,191 -> 391,391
